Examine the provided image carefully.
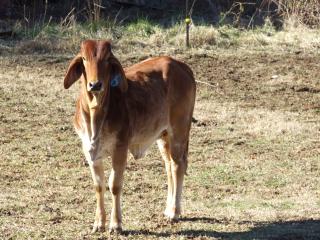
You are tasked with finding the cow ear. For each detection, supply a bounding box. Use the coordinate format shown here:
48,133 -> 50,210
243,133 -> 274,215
64,54 -> 84,89
109,55 -> 128,92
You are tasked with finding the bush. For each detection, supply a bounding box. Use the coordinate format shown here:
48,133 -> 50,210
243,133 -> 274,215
275,0 -> 320,27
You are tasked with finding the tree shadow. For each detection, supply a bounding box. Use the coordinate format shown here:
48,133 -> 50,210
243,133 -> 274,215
122,217 -> 320,239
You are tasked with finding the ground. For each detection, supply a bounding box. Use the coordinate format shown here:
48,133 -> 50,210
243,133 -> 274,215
0,50 -> 319,239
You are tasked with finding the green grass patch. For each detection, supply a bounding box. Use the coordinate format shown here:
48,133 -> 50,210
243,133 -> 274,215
125,18 -> 158,37
6,16 -> 320,55
265,176 -> 288,188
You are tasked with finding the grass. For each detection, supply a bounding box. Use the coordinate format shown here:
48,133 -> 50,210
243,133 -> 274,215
2,46 -> 320,239
4,16 -> 320,56
1,12 -> 320,239
274,0 -> 320,27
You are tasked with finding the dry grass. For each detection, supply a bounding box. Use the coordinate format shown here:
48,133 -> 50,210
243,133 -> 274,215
4,15 -> 319,57
0,44 -> 320,239
274,0 -> 320,27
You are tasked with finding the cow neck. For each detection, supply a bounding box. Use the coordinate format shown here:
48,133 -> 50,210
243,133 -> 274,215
80,80 -> 111,160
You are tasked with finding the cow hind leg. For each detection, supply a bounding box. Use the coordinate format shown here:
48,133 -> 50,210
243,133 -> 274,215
157,132 -> 173,218
168,136 -> 188,220
158,123 -> 190,221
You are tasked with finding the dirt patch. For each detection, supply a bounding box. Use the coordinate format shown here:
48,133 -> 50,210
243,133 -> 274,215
0,51 -> 319,239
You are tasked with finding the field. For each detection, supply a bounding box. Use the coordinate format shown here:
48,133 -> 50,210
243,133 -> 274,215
1,39 -> 320,239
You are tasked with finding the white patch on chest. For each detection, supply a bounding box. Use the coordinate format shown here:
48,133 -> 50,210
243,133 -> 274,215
75,110 -> 91,152
75,109 -> 116,162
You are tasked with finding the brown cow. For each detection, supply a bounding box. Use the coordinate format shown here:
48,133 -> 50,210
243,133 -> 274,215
63,40 -> 196,233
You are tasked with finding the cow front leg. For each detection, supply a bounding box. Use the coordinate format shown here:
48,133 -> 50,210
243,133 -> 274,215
89,160 -> 106,233
108,146 -> 127,233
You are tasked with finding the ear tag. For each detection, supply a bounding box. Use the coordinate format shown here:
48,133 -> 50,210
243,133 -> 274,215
110,74 -> 121,87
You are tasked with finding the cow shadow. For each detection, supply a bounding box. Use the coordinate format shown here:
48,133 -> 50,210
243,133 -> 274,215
121,217 -> 320,240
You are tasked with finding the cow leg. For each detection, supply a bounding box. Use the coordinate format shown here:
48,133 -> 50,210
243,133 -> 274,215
157,132 -> 173,218
88,160 -> 106,233
166,138 -> 188,220
165,112 -> 191,220
108,146 -> 127,233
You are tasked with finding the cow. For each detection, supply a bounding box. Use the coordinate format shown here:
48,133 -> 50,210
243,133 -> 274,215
63,40 -> 196,233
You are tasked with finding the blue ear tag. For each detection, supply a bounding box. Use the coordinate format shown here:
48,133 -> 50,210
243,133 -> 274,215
110,74 -> 121,87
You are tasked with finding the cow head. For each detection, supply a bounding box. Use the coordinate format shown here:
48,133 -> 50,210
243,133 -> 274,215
64,40 -> 127,109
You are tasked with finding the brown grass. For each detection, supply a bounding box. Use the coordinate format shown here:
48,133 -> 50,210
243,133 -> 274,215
275,0 -> 320,27
5,9 -> 320,57
0,46 -> 319,239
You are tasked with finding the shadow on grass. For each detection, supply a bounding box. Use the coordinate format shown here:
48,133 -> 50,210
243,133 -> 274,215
122,218 -> 320,240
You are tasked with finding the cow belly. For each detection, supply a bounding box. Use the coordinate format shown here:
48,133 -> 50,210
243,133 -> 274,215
129,142 -> 151,159
129,125 -> 167,160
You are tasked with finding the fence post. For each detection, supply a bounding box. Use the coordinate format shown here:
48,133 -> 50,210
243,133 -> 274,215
185,0 -> 190,48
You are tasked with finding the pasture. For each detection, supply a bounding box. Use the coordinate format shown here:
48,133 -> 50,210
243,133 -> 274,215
1,46 -> 320,239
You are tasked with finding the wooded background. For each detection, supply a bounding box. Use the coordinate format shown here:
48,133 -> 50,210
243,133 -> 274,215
1,0 -> 320,30
0,0 -> 279,22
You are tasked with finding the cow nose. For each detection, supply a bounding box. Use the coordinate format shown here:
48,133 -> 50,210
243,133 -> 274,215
88,81 -> 102,91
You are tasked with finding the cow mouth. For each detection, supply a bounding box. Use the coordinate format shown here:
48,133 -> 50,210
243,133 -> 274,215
89,91 -> 103,109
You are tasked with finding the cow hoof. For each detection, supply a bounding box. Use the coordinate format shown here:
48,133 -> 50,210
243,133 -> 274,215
83,158 -> 89,166
109,226 -> 122,234
91,225 -> 105,233
165,215 -> 179,223
164,208 -> 180,222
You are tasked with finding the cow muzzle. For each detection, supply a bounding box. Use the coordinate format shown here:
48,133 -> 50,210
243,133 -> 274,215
88,81 -> 102,92
87,80 -> 105,109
